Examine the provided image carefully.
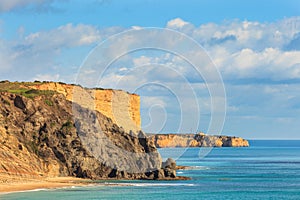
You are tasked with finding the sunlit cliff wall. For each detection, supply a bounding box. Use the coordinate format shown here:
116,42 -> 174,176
30,82 -> 141,133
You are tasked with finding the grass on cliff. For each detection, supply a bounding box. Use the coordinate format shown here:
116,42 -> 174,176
0,81 -> 77,100
3,89 -> 56,99
0,81 -> 41,89
0,81 -> 56,99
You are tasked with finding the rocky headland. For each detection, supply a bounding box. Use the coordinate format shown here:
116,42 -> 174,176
0,81 -> 184,183
148,133 -> 249,148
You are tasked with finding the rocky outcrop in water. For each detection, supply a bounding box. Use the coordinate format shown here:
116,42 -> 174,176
148,133 -> 249,148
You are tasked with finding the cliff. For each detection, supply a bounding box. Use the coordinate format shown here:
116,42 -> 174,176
149,133 -> 249,148
0,83 -> 180,180
29,82 -> 141,134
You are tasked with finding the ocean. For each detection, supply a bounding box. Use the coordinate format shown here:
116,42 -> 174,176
1,140 -> 300,200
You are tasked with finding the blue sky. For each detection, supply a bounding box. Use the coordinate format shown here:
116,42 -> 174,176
1,0 -> 300,139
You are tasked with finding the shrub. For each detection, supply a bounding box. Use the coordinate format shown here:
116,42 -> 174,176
61,120 -> 73,132
44,99 -> 54,106
50,122 -> 56,128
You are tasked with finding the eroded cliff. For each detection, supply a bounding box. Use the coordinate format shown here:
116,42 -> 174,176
149,133 -> 249,148
0,88 -> 177,180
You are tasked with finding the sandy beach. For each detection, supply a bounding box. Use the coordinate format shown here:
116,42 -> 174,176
0,175 -> 91,194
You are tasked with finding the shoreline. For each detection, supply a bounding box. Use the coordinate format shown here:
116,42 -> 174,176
0,175 -> 191,194
0,176 -> 93,194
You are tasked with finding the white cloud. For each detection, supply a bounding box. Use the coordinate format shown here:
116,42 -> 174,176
182,17 -> 300,51
166,17 -> 300,81
131,26 -> 143,30
133,56 -> 152,67
96,17 -> 300,85
24,23 -> 101,50
167,18 -> 189,28
219,47 -> 300,80
119,67 -> 128,72
0,23 -> 103,82
166,18 -> 196,35
141,96 -> 166,108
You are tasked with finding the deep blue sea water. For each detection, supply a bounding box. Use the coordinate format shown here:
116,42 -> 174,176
1,140 -> 300,200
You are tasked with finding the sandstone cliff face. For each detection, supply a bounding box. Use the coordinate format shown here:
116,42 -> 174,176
0,91 -> 174,180
149,133 -> 249,148
30,82 -> 141,133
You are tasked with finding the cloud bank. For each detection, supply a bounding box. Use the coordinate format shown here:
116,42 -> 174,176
1,17 -> 300,138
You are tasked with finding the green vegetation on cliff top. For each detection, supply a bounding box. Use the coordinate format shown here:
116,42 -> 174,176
0,81 -> 56,99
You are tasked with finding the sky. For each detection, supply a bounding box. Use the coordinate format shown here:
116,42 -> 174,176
0,0 -> 300,139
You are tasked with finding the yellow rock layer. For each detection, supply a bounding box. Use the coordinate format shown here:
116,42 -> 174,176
30,82 -> 141,133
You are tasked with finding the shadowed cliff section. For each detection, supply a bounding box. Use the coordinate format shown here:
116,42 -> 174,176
148,133 -> 249,148
0,84 -> 185,180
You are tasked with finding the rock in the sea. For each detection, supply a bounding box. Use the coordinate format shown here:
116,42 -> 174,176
163,168 -> 176,178
162,158 -> 176,169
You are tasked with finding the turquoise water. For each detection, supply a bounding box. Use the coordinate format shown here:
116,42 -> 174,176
1,140 -> 300,199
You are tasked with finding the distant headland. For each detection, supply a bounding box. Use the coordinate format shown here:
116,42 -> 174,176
148,133 -> 249,148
